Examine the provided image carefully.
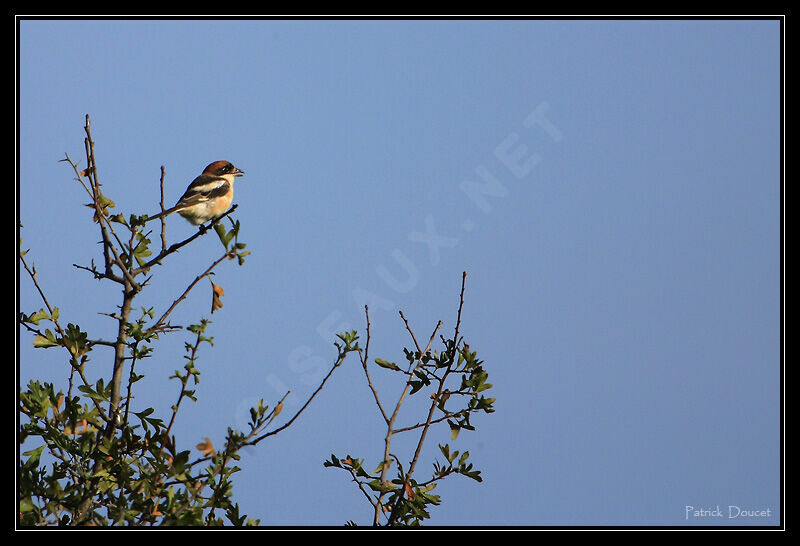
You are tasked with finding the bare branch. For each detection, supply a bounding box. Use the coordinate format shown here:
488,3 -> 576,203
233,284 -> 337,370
133,205 -> 238,274
159,166 -> 167,252
148,246 -> 235,333
359,305 -> 389,424
249,348 -> 346,445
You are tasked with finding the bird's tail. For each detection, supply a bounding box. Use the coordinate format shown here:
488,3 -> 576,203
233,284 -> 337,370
146,206 -> 181,222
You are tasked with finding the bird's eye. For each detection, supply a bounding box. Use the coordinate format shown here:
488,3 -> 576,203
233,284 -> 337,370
220,164 -> 232,173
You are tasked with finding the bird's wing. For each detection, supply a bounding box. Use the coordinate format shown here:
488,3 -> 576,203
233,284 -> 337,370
174,174 -> 231,208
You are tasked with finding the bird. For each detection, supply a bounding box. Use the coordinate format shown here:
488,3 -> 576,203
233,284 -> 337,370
149,160 -> 244,225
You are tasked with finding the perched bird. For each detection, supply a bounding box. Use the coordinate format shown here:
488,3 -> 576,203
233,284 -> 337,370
149,160 -> 244,225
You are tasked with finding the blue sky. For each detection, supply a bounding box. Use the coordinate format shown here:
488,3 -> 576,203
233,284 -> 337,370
17,18 -> 782,527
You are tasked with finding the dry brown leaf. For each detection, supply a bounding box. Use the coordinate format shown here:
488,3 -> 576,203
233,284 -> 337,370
196,437 -> 215,457
65,419 -> 90,435
211,282 -> 224,313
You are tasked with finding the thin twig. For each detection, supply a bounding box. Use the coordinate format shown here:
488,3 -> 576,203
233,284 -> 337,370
359,306 -> 389,424
392,313 -> 443,420
390,410 -> 468,434
345,465 -> 379,509
249,350 -> 345,444
159,166 -> 167,252
148,247 -> 235,333
186,391 -> 293,468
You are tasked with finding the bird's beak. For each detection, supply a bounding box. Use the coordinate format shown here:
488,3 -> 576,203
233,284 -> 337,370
234,168 -> 244,177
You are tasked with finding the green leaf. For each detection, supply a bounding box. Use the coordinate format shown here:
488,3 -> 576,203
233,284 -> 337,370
448,419 -> 460,440
214,223 -> 233,249
413,369 -> 431,385
22,445 -> 45,467
374,358 -> 400,371
366,479 -> 397,492
33,329 -> 59,348
23,308 -> 47,326
63,323 -> 89,356
98,192 -> 115,209
77,385 -> 104,401
324,454 -> 341,468
408,380 -> 425,395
